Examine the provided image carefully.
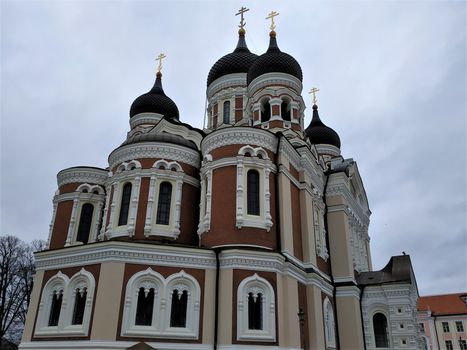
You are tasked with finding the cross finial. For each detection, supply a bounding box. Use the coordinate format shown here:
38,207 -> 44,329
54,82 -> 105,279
309,87 -> 320,105
236,6 -> 249,31
266,11 -> 279,32
156,53 -> 166,74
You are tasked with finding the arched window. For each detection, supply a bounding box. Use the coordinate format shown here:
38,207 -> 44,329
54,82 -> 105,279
76,203 -> 94,244
170,289 -> 188,328
281,101 -> 291,121
237,274 -> 276,341
247,170 -> 260,216
324,298 -> 336,348
248,292 -> 263,330
223,101 -> 230,124
261,101 -> 271,122
156,182 -> 172,225
48,289 -> 63,326
71,287 -> 87,325
135,287 -> 155,326
373,313 -> 389,348
118,183 -> 132,226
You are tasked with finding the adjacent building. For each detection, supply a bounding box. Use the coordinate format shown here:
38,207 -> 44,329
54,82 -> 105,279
418,293 -> 467,350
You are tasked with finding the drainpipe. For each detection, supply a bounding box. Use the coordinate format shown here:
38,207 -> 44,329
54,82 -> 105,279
433,314 -> 440,350
322,169 -> 341,350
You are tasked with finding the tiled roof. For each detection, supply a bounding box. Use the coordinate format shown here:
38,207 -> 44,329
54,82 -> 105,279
418,293 -> 467,316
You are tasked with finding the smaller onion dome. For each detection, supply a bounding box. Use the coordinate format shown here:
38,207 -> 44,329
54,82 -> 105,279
130,72 -> 179,119
247,31 -> 302,85
305,104 -> 341,149
207,29 -> 258,87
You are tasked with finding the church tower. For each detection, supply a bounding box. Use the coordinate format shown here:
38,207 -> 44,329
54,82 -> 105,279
20,8 -> 420,350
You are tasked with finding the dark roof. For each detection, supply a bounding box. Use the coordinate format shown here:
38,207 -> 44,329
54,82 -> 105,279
130,72 -> 179,120
358,255 -> 413,286
418,293 -> 467,315
121,128 -> 197,150
305,104 -> 341,148
247,32 -> 303,85
0,339 -> 18,350
207,30 -> 258,87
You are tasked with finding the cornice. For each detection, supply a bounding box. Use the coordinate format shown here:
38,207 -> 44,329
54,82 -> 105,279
108,142 -> 201,169
207,73 -> 247,99
248,72 -> 303,96
57,167 -> 108,187
201,127 -> 278,155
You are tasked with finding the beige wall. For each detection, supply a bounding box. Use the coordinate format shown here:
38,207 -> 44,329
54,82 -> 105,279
277,273 -> 301,348
307,285 -> 326,350
202,268 -> 216,344
327,196 -> 354,278
90,261 -> 125,341
300,184 -> 317,265
21,270 -> 45,342
336,291 -> 365,349
278,157 -> 294,255
217,268 -> 233,345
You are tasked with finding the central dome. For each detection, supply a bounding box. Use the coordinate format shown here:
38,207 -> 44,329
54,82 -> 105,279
207,29 -> 258,87
247,32 -> 302,85
130,72 -> 179,119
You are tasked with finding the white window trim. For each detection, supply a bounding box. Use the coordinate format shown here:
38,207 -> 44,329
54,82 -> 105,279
144,160 -> 184,238
370,309 -> 392,349
64,184 -> 105,246
236,146 -> 274,231
197,155 -> 213,236
121,268 -> 201,339
323,297 -> 336,349
236,273 -> 276,342
35,269 -> 95,337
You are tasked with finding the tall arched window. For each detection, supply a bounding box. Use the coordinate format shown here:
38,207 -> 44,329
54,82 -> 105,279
48,290 -> 63,326
170,289 -> 188,328
223,101 -> 230,124
156,182 -> 172,225
281,101 -> 291,121
261,101 -> 271,122
247,170 -> 260,216
373,313 -> 389,348
248,292 -> 263,330
135,287 -> 155,326
118,183 -> 132,226
71,287 -> 87,325
76,203 -> 94,243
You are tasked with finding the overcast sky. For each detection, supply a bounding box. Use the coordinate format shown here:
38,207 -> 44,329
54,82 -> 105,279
1,1 -> 465,296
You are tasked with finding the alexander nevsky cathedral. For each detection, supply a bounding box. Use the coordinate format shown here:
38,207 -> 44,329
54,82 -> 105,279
20,8 -> 420,350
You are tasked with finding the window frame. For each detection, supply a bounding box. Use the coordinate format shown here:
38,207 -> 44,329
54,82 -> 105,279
323,297 -> 336,348
372,311 -> 390,348
121,268 -> 201,339
442,321 -> 450,333
456,320 -> 464,332
222,100 -> 231,125
236,273 -> 276,342
35,269 -> 95,337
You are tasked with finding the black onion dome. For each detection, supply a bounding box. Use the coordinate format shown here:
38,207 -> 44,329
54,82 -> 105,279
130,72 -> 179,119
247,32 -> 303,85
207,29 -> 258,86
305,104 -> 341,148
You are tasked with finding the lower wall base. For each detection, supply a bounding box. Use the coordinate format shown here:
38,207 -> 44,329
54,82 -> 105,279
19,341 -> 303,350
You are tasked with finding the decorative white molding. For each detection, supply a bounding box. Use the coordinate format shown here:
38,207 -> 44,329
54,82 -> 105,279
109,142 -> 201,169
197,157 -> 213,236
201,127 -> 278,155
315,144 -> 341,157
323,297 -> 336,348
57,167 -> 108,187
19,341 -> 214,350
121,268 -> 201,339
248,72 -> 303,97
235,151 -> 274,231
129,113 -> 164,128
35,242 -> 217,270
237,273 -> 276,342
149,118 -> 203,149
35,269 -> 95,337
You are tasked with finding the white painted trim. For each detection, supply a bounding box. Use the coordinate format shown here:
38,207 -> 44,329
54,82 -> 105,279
236,273 -> 276,342
20,340 -> 214,350
129,112 -> 164,128
57,167 -> 108,188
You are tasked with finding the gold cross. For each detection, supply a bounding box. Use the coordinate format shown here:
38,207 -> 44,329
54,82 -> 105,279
156,53 -> 166,73
266,11 -> 279,31
236,6 -> 249,30
309,87 -> 320,105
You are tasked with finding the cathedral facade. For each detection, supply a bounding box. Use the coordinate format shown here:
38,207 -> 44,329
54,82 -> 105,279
20,12 -> 420,350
